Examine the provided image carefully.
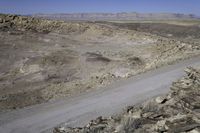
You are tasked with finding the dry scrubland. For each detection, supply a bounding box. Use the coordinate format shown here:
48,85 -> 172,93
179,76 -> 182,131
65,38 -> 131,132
0,14 -> 200,111
55,67 -> 200,133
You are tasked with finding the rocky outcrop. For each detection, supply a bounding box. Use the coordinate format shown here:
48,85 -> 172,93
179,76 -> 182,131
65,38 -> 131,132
54,67 -> 200,133
0,14 -> 122,39
0,14 -> 93,34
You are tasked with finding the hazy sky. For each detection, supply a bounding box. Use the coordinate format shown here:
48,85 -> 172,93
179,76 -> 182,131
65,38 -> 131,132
0,0 -> 199,15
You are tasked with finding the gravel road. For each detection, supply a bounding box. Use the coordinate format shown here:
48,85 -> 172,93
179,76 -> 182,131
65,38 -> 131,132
0,56 -> 200,133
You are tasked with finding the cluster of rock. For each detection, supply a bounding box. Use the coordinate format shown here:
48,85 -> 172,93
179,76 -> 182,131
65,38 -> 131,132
146,38 -> 200,70
0,14 -> 93,34
54,67 -> 200,133
0,14 -> 121,40
156,39 -> 200,54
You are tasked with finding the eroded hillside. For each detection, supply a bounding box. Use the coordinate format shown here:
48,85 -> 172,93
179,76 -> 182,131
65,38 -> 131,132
0,14 -> 200,111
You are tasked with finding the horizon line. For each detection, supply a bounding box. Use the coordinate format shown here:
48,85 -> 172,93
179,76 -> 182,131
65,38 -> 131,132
1,11 -> 199,17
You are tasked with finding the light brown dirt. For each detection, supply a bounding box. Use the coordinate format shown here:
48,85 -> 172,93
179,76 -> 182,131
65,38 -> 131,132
0,14 -> 200,111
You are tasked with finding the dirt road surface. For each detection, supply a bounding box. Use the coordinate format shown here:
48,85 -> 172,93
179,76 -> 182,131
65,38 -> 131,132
0,56 -> 200,133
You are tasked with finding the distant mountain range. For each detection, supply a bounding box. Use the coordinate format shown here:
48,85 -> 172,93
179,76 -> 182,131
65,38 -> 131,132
32,12 -> 200,21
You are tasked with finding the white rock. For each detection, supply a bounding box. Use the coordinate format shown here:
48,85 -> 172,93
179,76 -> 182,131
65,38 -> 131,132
188,129 -> 200,133
155,96 -> 166,104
